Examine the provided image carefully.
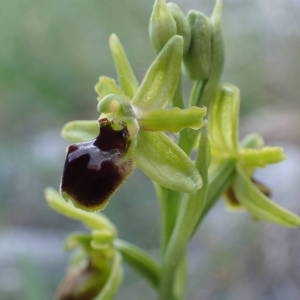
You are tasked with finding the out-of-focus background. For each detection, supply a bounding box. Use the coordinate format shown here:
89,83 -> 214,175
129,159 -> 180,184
1,0 -> 300,299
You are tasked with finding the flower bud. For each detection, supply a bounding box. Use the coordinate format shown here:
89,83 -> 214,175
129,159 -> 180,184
149,0 -> 177,53
56,262 -> 105,300
167,2 -> 191,55
183,10 -> 212,80
61,119 -> 134,211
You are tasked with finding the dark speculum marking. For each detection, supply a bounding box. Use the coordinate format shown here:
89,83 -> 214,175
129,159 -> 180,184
61,119 -> 133,210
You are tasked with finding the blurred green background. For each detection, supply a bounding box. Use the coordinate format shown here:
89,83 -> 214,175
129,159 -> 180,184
1,0 -> 300,299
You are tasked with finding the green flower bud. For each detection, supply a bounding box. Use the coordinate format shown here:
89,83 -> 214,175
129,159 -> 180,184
167,2 -> 191,55
149,0 -> 177,53
183,11 -> 212,80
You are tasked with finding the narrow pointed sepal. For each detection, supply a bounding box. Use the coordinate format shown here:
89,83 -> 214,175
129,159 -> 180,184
109,34 -> 139,98
135,131 -> 202,193
233,166 -> 300,227
132,35 -> 184,110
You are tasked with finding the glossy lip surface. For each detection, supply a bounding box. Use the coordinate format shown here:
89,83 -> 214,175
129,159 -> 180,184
61,120 -> 132,210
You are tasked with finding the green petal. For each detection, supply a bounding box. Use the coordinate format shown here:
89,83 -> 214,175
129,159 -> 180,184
95,76 -> 125,101
209,83 -> 240,156
239,147 -> 287,167
45,188 -> 116,233
61,120 -> 98,143
132,35 -> 183,110
233,166 -> 300,227
109,34 -> 139,98
139,106 -> 206,132
135,131 -> 202,193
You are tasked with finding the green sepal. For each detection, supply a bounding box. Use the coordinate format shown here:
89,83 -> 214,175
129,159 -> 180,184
239,147 -> 287,167
95,76 -> 124,101
45,188 -> 116,234
109,34 -> 139,98
132,35 -> 183,110
209,83 -> 240,156
139,106 -> 206,132
233,166 -> 300,227
149,0 -> 177,53
95,252 -> 123,300
61,120 -> 98,143
183,10 -> 212,80
134,131 -> 202,193
167,2 -> 191,55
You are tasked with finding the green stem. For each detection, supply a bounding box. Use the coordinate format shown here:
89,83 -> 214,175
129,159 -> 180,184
196,159 -> 236,228
159,157 -> 236,299
173,75 -> 184,108
178,80 -> 203,154
155,185 -> 182,253
114,239 -> 160,288
159,128 -> 210,300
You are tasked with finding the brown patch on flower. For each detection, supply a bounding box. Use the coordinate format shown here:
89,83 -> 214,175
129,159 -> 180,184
61,119 -> 133,210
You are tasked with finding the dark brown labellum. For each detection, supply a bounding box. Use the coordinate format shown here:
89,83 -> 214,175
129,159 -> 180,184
61,119 -> 133,211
